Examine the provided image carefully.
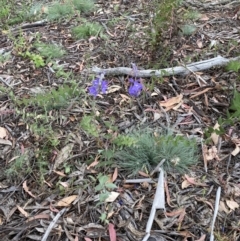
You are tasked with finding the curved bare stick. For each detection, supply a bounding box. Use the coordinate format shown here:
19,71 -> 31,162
92,55 -> 240,77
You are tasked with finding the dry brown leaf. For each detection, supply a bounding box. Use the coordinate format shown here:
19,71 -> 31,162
0,127 -> 7,139
190,88 -> 212,99
141,182 -> 149,189
59,181 -> 69,189
196,39 -> 203,48
107,85 -> 121,93
160,94 -> 183,109
56,195 -> 78,207
107,210 -> 115,219
208,146 -> 220,160
105,192 -> 119,202
16,205 -> 29,218
219,201 -> 230,214
172,100 -> 183,111
53,170 -> 66,177
27,213 -> 50,222
23,181 -> 36,198
211,122 -> 220,145
108,223 -> 117,241
111,168 -> 118,182
203,146 -> 219,161
69,116 -> 75,122
74,236 -> 79,241
165,180 -> 174,207
195,197 -> 213,210
165,208 -> 185,217
138,171 -> 149,177
87,155 -> 99,169
84,237 -> 92,241
231,144 -> 240,156
178,208 -> 186,223
226,199 -> 239,210
53,143 -> 74,170
153,112 -> 161,121
181,180 -> 191,189
199,14 -> 209,21
182,175 -> 208,189
178,230 -> 192,238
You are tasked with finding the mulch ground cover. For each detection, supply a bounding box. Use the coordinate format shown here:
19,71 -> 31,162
0,0 -> 240,240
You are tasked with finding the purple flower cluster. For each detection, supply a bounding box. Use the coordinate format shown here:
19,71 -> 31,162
88,64 -> 143,98
128,63 -> 143,97
89,73 -> 108,97
128,78 -> 143,97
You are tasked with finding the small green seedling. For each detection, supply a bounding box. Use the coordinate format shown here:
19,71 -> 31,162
95,174 -> 117,203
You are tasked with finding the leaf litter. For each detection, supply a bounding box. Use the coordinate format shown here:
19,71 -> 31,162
0,0 -> 239,240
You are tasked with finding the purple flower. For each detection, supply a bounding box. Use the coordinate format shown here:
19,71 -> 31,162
89,75 -> 108,97
128,78 -> 143,97
128,63 -> 143,97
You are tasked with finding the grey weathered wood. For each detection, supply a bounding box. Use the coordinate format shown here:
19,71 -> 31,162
92,55 -> 240,77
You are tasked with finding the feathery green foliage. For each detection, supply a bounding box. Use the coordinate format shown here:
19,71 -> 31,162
72,0 -> 95,12
226,60 -> 240,73
34,42 -> 66,60
114,130 -> 198,175
5,154 -> 32,179
113,134 -> 138,149
17,82 -> 81,110
21,51 -> 45,68
72,22 -> 103,39
47,2 -> 74,21
80,115 -> 99,137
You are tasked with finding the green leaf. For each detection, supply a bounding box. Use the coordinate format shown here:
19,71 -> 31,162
95,184 -> 104,191
99,192 -> 110,202
105,183 -> 117,190
99,212 -> 109,224
98,175 -> 109,185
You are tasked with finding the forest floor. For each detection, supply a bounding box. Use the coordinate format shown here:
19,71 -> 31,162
0,0 -> 240,240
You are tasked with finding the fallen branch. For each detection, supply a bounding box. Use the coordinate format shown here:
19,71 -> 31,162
92,55 -> 240,78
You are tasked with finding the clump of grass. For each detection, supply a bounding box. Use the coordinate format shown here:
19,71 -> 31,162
180,24 -> 197,36
226,60 -> 240,73
17,82 -> 82,110
72,0 -> 95,12
5,154 -> 32,180
34,42 -> 66,59
72,22 -> 103,39
0,0 -> 33,27
0,51 -> 11,64
114,130 -> 198,175
183,10 -> 202,20
47,2 -> 74,21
